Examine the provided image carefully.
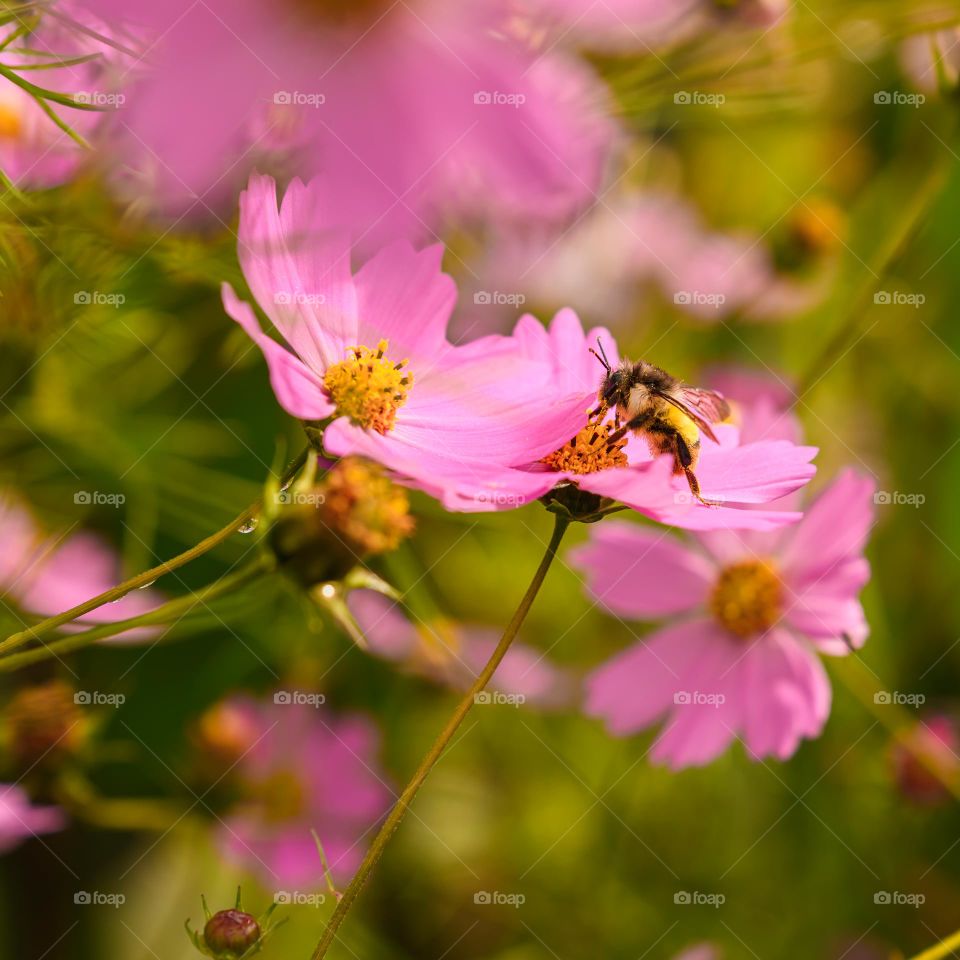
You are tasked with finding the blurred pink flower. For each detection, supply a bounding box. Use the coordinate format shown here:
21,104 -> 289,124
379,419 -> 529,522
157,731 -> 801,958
0,495 -> 161,638
891,714 -> 960,807
900,29 -> 960,93
574,467 -> 875,768
0,784 -> 64,854
348,589 -> 576,708
79,0 -> 613,235
217,695 -> 391,888
0,3 -> 120,188
672,945 -> 721,960
473,190 -> 826,329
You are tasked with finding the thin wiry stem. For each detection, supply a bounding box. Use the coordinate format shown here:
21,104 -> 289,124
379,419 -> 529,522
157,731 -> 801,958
309,514 -> 570,960
0,446 -> 309,656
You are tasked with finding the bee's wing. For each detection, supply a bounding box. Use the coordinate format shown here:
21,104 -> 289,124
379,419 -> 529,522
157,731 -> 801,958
656,387 -> 731,443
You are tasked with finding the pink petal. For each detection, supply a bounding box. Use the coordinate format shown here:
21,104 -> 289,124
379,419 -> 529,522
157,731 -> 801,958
779,469 -> 876,581
352,241 -> 456,363
222,284 -> 334,421
742,628 -> 831,760
238,174 -> 358,371
648,622 -> 747,768
585,619 -> 718,736
695,439 -> 818,503
568,521 -> 712,618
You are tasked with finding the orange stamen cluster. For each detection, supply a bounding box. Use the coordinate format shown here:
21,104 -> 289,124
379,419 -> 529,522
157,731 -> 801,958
323,339 -> 412,434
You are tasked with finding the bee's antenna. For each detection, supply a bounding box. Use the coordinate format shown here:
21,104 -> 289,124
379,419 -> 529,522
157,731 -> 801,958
589,337 -> 611,373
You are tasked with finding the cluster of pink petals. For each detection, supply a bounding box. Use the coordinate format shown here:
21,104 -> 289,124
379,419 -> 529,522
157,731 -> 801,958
217,695 -> 391,888
474,190 -> 829,330
0,495 -> 160,638
229,173 -> 817,530
78,0 -> 613,236
574,457 -> 875,768
349,590 -> 576,708
0,784 -> 64,854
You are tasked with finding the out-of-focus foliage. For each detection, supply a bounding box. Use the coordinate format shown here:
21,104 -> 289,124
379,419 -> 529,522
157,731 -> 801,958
2,2 -> 960,959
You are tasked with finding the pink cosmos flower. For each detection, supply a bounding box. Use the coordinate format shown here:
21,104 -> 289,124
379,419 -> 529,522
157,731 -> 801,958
574,467 -> 875,768
225,172 -> 590,505
79,0 -> 613,236
348,590 -> 576,708
217,695 -> 391,888
0,784 -> 64,854
0,495 -> 160,638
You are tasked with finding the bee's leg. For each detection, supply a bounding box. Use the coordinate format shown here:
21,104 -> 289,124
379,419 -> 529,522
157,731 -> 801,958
675,434 -> 720,507
606,411 -> 653,447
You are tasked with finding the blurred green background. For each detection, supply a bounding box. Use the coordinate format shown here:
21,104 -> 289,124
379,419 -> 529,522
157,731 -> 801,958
3,3 -> 960,959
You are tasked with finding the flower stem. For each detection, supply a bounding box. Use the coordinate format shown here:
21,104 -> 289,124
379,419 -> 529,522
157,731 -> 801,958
0,447 -> 309,656
309,514 -> 570,960
0,557 -> 274,672
907,928 -> 960,960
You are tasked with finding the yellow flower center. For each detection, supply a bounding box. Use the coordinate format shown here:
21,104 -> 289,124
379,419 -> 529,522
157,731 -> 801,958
0,102 -> 23,141
542,419 -> 629,475
709,560 -> 783,639
320,457 -> 415,556
254,769 -> 306,823
323,340 -> 412,434
289,0 -> 390,26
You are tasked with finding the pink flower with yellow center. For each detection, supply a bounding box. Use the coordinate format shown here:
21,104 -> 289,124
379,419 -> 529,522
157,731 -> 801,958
216,695 -> 391,888
572,465 -> 875,768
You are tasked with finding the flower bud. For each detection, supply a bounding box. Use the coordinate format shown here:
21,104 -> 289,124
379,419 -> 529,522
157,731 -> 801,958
4,680 -> 87,769
202,910 -> 261,957
270,457 -> 414,586
891,714 -> 960,807
190,701 -> 260,780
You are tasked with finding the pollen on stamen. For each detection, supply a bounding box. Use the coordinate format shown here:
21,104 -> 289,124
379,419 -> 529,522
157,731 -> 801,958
323,338 -> 412,434
709,560 -> 783,639
541,418 -> 629,475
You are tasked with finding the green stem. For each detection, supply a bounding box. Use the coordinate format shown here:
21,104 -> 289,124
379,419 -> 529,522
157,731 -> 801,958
309,515 -> 570,960
907,928 -> 960,960
0,558 -> 273,672
0,447 -> 309,656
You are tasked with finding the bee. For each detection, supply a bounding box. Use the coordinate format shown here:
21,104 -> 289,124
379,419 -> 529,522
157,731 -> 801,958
589,339 -> 731,506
